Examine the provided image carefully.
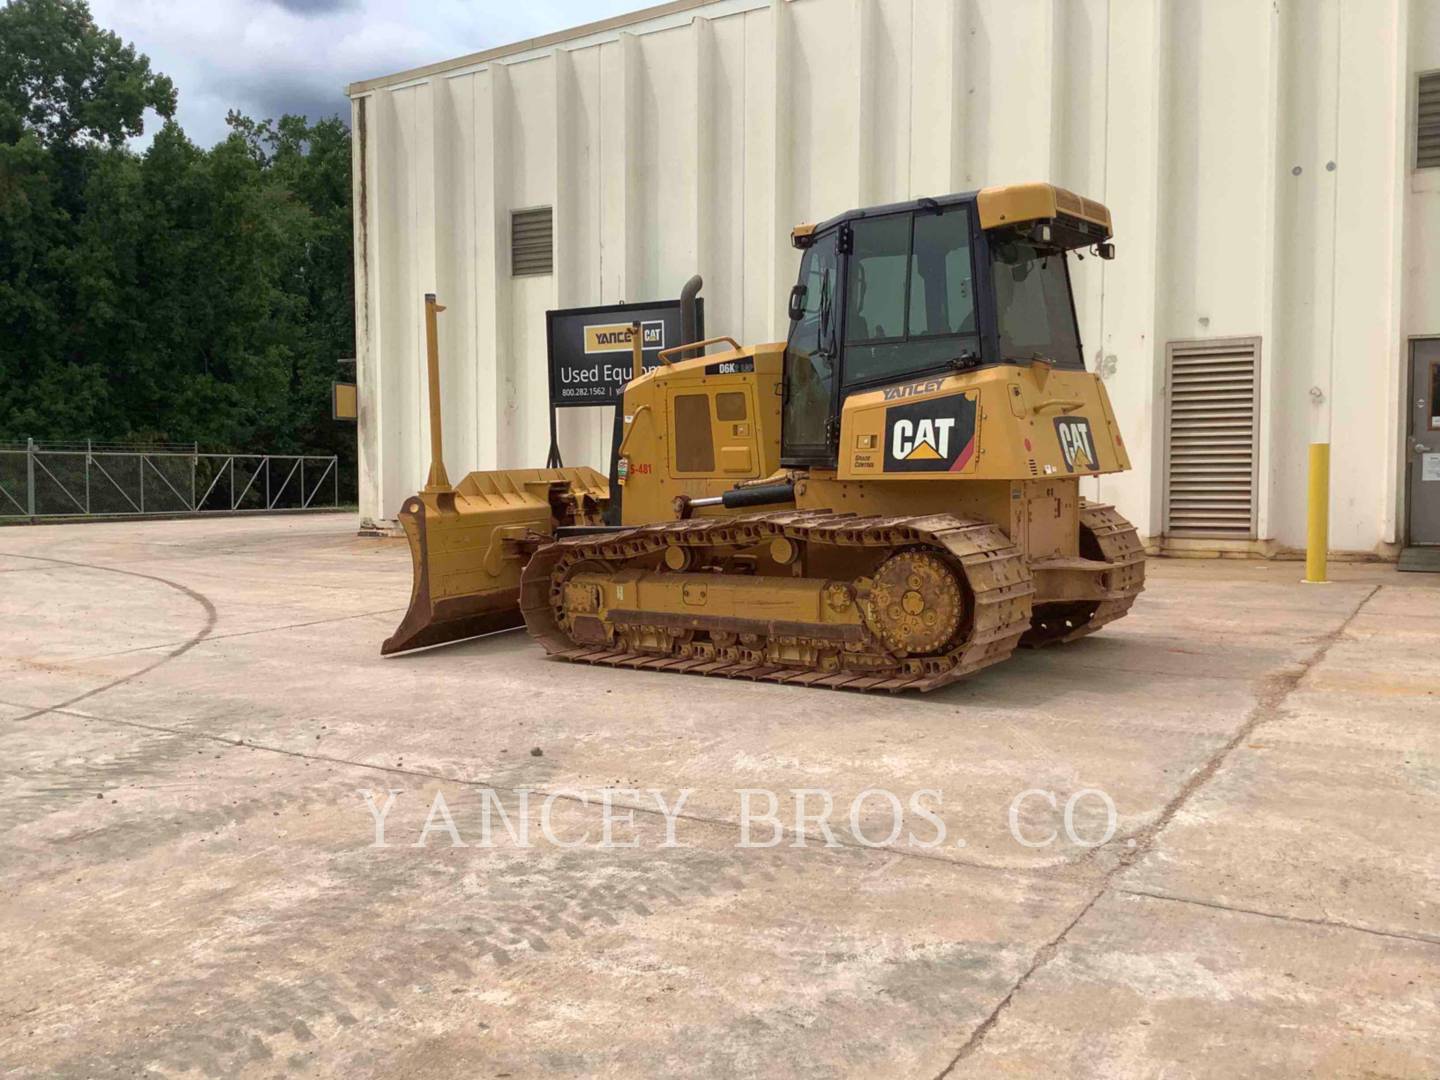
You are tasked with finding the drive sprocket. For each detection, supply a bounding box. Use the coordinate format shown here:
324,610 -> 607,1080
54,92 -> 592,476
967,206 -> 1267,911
864,549 -> 965,655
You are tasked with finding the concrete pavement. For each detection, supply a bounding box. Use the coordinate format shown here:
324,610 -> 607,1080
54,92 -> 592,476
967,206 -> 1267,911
0,515 -> 1436,1078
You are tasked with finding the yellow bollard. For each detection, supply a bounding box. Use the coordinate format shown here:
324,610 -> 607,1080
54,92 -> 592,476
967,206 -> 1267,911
1304,442 -> 1329,583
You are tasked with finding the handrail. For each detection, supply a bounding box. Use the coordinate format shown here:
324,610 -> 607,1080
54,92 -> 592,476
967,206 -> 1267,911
1033,398 -> 1085,414
618,404 -> 653,456
656,335 -> 743,366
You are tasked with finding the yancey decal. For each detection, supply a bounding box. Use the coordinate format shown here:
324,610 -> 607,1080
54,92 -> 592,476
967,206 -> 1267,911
1053,416 -> 1098,472
881,377 -> 946,402
583,320 -> 665,354
883,392 -> 978,473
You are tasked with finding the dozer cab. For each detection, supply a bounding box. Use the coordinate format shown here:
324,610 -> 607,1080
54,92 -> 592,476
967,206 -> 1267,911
383,182 -> 1144,692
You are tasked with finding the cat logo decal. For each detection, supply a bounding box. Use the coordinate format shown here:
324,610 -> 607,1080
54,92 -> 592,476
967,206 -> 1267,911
1054,417 -> 1098,472
883,392 -> 978,473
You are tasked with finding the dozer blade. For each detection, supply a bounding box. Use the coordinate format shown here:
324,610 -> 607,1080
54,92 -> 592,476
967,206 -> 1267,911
382,466 -> 609,656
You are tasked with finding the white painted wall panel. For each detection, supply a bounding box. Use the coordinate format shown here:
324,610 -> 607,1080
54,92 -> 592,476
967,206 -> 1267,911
1406,0 -> 1440,339
705,13 -> 747,339
350,0 -> 1440,557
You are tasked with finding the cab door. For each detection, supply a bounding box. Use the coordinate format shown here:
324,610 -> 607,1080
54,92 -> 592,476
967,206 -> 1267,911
781,230 -> 841,465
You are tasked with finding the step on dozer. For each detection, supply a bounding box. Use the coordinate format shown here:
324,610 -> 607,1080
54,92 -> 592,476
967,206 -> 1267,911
384,183 -> 1145,691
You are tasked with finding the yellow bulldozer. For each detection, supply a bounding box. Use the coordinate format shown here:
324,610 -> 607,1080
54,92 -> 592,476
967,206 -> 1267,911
383,182 -> 1144,692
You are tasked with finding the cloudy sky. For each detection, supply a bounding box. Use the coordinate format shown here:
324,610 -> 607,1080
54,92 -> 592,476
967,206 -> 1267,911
89,0 -> 640,147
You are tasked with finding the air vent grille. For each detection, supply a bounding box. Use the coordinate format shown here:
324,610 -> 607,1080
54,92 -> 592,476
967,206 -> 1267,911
1163,339 -> 1261,539
511,207 -> 553,276
1419,72 -> 1440,169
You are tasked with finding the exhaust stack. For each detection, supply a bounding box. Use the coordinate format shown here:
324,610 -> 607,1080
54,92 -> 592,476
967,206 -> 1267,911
680,274 -> 703,349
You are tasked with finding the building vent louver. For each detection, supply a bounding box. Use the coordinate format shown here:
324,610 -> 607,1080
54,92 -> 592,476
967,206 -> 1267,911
1163,338 -> 1261,539
511,207 -> 554,276
1419,72 -> 1440,169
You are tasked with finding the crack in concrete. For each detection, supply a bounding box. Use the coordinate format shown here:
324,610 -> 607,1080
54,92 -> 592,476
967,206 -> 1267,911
0,552 -> 218,726
1114,886 -> 1440,949
931,583 -> 1384,1078
75,607 -> 406,661
0,551 -> 402,698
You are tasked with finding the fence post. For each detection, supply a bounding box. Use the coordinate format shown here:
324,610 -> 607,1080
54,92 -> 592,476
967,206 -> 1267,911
85,439 -> 91,514
191,444 -> 197,512
139,452 -> 144,514
333,456 -> 338,507
25,437 -> 35,517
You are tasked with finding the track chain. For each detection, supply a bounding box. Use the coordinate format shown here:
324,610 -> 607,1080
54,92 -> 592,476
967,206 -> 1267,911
518,510 -> 1035,693
1054,500 -> 1146,644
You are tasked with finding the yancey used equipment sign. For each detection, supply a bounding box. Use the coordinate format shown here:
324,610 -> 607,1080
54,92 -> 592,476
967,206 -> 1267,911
545,300 -> 702,407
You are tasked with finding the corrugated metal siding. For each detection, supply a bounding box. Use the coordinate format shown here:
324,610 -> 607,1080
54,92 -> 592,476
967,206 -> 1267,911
1420,71 -> 1440,169
1163,339 -> 1261,539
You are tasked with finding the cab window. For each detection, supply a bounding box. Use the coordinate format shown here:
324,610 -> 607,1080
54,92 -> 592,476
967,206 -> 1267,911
842,208 -> 979,387
990,239 -> 1083,369
910,210 -> 976,337
845,214 -> 909,344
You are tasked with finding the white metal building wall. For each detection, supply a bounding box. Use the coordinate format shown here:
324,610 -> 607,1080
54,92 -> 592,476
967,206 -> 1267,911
348,0 -> 1440,556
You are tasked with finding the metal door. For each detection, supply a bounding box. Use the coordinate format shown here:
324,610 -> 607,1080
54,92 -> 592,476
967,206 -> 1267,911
1409,339 -> 1440,545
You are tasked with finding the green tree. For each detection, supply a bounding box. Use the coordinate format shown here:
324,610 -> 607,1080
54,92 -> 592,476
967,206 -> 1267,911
0,0 -> 355,497
1,0 -> 178,442
0,0 -> 175,147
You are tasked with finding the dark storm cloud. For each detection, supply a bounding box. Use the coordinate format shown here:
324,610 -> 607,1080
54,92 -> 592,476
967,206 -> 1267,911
210,67 -> 351,129
243,81 -> 350,127
266,0 -> 360,15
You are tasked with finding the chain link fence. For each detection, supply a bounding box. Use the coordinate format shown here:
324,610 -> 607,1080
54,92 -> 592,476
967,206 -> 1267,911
0,440 -> 339,520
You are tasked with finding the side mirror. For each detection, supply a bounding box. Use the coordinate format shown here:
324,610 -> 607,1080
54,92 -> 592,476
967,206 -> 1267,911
1097,241 -> 1116,260
787,284 -> 807,321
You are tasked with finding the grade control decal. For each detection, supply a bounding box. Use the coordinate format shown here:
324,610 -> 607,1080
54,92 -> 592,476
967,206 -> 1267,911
883,392 -> 978,473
